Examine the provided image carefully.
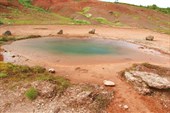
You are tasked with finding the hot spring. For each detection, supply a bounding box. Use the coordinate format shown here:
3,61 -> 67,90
2,37 -> 169,65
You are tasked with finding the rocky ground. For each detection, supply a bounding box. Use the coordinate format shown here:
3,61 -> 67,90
0,62 -> 114,113
121,63 -> 170,112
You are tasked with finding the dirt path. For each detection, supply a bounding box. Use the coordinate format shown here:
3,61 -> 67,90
0,25 -> 170,113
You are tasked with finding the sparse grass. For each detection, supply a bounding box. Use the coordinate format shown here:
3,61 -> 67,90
95,93 -> 113,113
18,0 -> 47,12
93,17 -> 112,24
25,87 -> 38,100
0,8 -> 74,25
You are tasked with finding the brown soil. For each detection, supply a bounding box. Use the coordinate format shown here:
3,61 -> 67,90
0,25 -> 170,113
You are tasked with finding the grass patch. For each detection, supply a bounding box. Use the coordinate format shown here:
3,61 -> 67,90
25,87 -> 38,100
0,62 -> 70,92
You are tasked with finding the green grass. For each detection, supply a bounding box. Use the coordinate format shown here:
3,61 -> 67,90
0,62 -> 70,92
25,87 -> 38,100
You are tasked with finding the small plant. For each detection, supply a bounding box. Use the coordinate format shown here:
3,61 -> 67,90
25,87 -> 38,100
0,73 -> 8,78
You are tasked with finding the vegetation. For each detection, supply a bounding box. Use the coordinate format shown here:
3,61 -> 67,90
144,4 -> 170,14
119,3 -> 170,14
25,87 -> 38,100
0,62 -> 70,92
0,8 -> 74,25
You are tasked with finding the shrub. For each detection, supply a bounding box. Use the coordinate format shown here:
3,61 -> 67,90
25,87 -> 38,100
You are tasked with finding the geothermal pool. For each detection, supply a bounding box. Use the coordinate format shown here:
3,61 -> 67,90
2,37 -> 169,65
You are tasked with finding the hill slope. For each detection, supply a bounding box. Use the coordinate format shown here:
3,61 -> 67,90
0,0 -> 170,34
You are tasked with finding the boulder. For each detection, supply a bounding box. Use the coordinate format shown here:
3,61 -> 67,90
89,29 -> 95,34
57,30 -> 63,34
125,71 -> 170,90
103,80 -> 115,86
48,68 -> 55,73
146,35 -> 154,41
3,30 -> 12,36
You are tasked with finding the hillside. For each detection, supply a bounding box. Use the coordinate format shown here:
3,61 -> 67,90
0,0 -> 170,34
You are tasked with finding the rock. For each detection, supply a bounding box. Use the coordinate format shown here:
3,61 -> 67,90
103,80 -> 115,86
124,71 -> 170,90
48,68 -> 55,73
123,105 -> 129,110
146,35 -> 154,41
57,30 -> 63,34
12,55 -> 15,58
3,30 -> 12,36
89,29 -> 95,34
32,81 -> 57,98
132,71 -> 170,89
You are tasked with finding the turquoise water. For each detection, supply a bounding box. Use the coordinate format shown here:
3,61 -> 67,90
25,38 -> 129,56
4,37 -> 168,65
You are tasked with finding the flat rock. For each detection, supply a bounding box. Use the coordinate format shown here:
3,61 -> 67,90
125,71 -> 170,89
103,80 -> 115,86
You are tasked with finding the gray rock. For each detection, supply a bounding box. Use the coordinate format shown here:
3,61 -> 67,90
3,30 -> 12,36
146,35 -> 154,41
125,71 -> 170,90
89,29 -> 95,34
103,80 -> 115,87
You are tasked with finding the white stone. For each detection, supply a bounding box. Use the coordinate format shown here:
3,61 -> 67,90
123,105 -> 129,109
103,80 -> 115,86
48,68 -> 55,73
